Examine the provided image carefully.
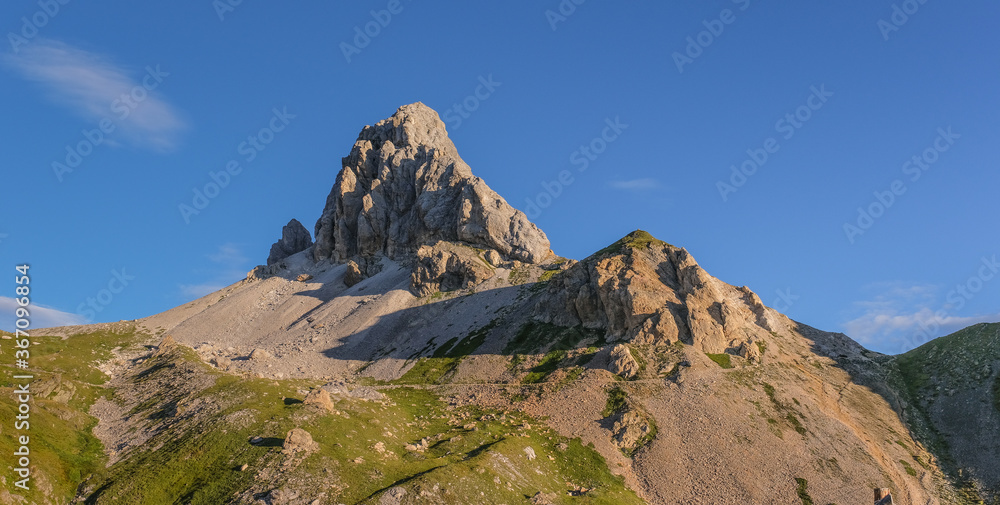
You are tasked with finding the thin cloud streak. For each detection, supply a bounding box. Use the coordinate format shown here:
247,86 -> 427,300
0,296 -> 86,330
3,39 -> 186,151
177,243 -> 251,301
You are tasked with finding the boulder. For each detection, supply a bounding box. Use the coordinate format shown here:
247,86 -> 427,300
344,260 -> 364,287
249,348 -> 272,361
608,344 -> 641,379
283,428 -> 319,454
246,264 -> 278,282
740,340 -> 762,363
379,487 -> 407,505
303,389 -> 336,413
611,409 -> 653,454
211,356 -> 232,371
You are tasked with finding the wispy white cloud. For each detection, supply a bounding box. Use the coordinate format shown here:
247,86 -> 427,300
207,243 -> 248,265
2,39 -> 186,151
177,243 -> 250,301
609,178 -> 661,191
0,297 -> 86,331
841,281 -> 1000,353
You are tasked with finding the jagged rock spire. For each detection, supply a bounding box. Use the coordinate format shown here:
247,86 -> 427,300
313,102 -> 550,264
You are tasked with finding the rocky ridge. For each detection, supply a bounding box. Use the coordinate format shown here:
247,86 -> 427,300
534,230 -> 779,355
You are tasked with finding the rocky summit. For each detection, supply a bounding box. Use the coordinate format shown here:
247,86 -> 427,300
7,103 -> 997,505
312,102 -> 550,265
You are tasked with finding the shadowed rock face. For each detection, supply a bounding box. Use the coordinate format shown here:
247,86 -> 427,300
267,219 -> 313,266
312,102 -> 550,265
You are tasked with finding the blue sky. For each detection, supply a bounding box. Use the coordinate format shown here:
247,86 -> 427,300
1,1 -> 997,354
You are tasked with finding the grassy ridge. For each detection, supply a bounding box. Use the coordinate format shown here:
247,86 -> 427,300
0,327 -> 143,504
0,325 -> 642,504
82,349 -> 643,504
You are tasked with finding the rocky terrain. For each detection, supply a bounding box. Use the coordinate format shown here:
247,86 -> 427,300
1,103 -> 996,505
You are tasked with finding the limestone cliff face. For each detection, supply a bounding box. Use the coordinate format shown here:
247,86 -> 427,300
534,230 -> 780,355
312,102 -> 550,265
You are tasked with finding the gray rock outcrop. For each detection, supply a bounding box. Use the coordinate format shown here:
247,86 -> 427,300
534,230 -> 779,355
267,219 -> 313,265
608,344 -> 641,379
313,102 -> 550,265
410,241 -> 496,296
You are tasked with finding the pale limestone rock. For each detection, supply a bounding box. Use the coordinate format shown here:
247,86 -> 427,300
534,230 -> 774,355
344,260 -> 364,287
608,344 -> 641,379
303,388 -> 336,413
313,103 -> 549,265
282,428 -> 319,454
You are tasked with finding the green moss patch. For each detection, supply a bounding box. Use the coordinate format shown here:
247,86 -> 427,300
521,350 -> 568,384
592,230 -> 667,258
395,320 -> 498,385
706,353 -> 734,369
602,387 -> 628,418
504,322 -> 604,356
795,477 -> 814,505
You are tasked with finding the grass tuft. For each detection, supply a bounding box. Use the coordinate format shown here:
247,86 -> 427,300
592,230 -> 667,257
602,387 -> 628,418
706,353 -> 734,369
795,477 -> 814,505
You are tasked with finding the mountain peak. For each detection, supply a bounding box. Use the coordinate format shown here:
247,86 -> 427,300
591,230 -> 672,258
360,102 -> 458,157
312,103 -> 550,264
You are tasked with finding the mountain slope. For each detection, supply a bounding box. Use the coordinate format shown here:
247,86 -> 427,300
3,103 -> 993,505
892,322 -> 1000,503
